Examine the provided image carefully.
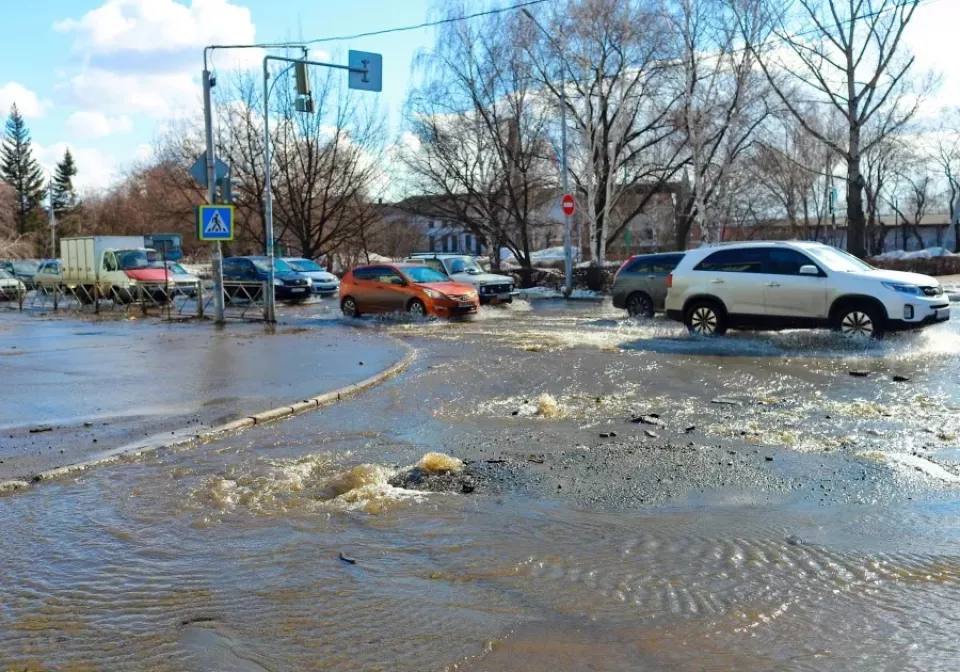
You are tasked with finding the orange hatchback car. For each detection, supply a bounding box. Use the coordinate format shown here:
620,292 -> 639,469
340,263 -> 480,318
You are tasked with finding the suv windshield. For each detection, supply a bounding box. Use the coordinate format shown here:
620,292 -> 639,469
115,250 -> 151,270
13,260 -> 38,274
807,246 -> 873,272
287,259 -> 322,272
445,257 -> 482,275
252,258 -> 293,273
403,266 -> 449,283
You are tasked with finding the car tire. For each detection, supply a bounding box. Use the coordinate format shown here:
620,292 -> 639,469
407,299 -> 427,317
626,292 -> 654,318
684,300 -> 727,336
833,302 -> 885,340
341,296 -> 360,317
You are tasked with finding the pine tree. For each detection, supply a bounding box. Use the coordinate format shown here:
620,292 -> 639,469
1,104 -> 46,234
51,148 -> 79,216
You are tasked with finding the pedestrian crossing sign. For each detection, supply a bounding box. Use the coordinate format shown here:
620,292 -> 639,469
197,204 -> 234,241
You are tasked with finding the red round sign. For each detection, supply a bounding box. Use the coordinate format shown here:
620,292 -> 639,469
561,193 -> 575,216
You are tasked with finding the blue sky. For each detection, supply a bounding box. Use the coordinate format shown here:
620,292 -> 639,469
1,0 -> 958,193
0,0 -> 437,191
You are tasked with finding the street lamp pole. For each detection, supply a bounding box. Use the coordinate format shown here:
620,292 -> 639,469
522,9 -> 572,297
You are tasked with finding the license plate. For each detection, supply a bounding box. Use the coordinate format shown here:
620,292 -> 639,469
459,302 -> 475,308
937,307 -> 950,320
291,288 -> 306,293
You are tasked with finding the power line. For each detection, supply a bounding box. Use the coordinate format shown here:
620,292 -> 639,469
302,0 -> 548,44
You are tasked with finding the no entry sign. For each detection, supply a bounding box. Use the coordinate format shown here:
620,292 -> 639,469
561,193 -> 575,216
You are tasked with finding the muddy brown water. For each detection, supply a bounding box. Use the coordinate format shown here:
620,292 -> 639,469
2,300 -> 959,670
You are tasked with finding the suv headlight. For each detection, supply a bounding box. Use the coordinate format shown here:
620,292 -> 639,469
882,281 -> 921,295
304,277 -> 312,286
273,278 -> 284,286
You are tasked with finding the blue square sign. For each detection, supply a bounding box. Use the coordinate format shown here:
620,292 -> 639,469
198,204 -> 234,241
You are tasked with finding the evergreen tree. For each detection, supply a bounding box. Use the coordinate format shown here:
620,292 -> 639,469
1,103 -> 46,234
51,148 -> 79,216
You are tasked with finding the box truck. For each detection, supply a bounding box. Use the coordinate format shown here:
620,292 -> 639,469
60,236 -> 172,303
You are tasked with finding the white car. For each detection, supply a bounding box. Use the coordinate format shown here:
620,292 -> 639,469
405,253 -> 516,304
283,257 -> 340,295
665,241 -> 950,339
0,269 -> 25,300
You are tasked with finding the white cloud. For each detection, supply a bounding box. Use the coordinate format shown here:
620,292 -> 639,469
35,142 -> 119,193
54,0 -> 260,119
0,82 -> 46,118
65,110 -> 133,138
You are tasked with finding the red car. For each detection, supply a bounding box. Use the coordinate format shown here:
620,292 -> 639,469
340,263 -> 479,318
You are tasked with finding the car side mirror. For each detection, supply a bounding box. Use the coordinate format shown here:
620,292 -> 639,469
390,277 -> 406,286
799,264 -> 820,276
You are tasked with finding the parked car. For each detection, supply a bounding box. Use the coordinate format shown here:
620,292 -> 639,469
282,257 -> 340,296
222,256 -> 312,303
340,263 -> 479,318
611,252 -> 685,317
0,269 -> 25,300
151,260 -> 200,297
665,241 -> 950,339
405,253 -> 515,304
0,259 -> 40,289
33,259 -> 63,290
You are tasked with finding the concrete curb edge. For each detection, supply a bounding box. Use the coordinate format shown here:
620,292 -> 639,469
0,343 -> 415,494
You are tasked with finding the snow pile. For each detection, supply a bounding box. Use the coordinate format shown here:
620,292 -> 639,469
500,246 -> 569,264
516,287 -> 603,300
874,247 -> 956,261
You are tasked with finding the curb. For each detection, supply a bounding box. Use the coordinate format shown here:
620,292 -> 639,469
0,344 -> 415,494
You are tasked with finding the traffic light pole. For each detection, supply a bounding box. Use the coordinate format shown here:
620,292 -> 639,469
261,53 -> 375,323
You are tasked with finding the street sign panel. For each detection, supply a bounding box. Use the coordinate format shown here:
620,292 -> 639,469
190,153 -> 230,188
197,204 -> 234,241
348,50 -> 382,92
561,193 -> 575,217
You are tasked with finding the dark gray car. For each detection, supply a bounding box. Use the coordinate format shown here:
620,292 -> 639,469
611,252 -> 685,317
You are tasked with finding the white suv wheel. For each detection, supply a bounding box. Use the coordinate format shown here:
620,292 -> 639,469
840,310 -> 874,338
691,307 -> 717,334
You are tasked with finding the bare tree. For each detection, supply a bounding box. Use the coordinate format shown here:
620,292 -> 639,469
401,4 -> 554,281
887,150 -> 933,251
931,111 -> 960,252
670,0 -> 772,248
527,0 -> 685,263
270,67 -> 386,259
861,135 -> 900,254
751,0 -> 925,257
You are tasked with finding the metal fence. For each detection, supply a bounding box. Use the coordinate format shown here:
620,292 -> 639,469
4,281 -> 277,322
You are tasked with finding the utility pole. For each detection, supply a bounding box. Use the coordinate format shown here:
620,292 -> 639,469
202,53 -> 225,325
201,42 -> 310,325
522,8 -> 572,297
48,198 -> 56,259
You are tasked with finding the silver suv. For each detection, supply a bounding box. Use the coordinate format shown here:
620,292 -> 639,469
405,253 -> 515,304
665,241 -> 949,339
612,252 -> 685,317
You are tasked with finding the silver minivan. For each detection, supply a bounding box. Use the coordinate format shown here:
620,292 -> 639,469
611,252 -> 685,317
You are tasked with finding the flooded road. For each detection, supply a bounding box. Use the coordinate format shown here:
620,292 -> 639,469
2,299 -> 959,670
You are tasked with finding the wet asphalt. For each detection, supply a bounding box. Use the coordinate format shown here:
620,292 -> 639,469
2,296 -> 960,671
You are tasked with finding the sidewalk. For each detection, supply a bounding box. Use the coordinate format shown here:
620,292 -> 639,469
0,312 -> 406,481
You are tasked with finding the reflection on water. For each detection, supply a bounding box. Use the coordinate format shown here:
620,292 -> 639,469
3,302 -> 960,671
